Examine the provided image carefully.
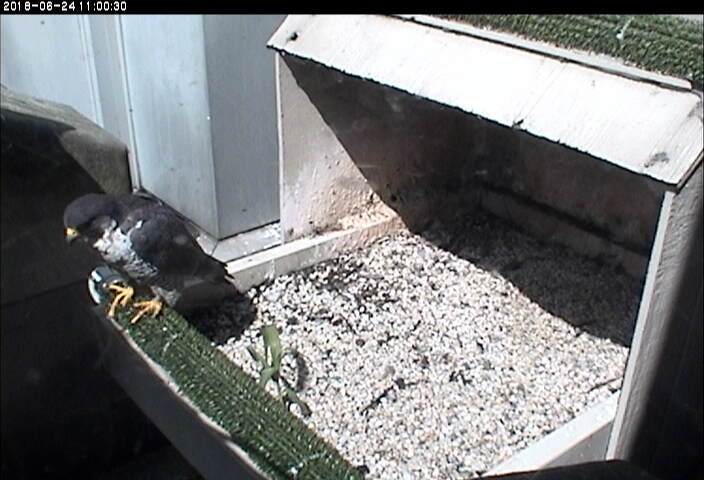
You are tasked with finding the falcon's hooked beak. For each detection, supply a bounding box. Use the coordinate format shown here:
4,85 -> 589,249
65,227 -> 79,244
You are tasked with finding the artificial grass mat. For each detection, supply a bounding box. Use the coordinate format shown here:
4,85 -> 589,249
109,298 -> 364,480
436,15 -> 703,86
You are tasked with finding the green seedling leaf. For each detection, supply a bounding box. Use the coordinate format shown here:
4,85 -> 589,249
248,324 -> 313,417
282,386 -> 312,417
259,366 -> 278,388
262,324 -> 285,370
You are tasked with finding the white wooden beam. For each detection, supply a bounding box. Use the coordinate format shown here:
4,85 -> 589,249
608,164 -> 703,460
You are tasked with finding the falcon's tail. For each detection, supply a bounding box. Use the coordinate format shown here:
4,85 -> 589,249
196,255 -> 235,285
177,256 -> 239,314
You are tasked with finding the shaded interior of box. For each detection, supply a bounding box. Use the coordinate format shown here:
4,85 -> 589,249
282,55 -> 666,281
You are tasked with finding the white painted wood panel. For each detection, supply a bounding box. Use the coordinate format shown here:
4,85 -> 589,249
608,164 -> 703,459
268,14 -> 703,186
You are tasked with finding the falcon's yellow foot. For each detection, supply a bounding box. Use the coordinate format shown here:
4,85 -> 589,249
130,297 -> 163,324
107,284 -> 135,317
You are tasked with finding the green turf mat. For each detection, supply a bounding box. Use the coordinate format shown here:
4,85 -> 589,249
110,300 -> 364,480
436,15 -> 703,86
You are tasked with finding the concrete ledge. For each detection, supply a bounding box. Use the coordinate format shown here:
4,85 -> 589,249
1,86 -> 131,304
487,393 -> 619,476
89,306 -> 267,480
1,85 -> 131,195
1,86 -> 157,478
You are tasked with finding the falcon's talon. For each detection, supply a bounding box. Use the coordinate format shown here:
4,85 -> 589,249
107,284 -> 135,317
130,298 -> 163,324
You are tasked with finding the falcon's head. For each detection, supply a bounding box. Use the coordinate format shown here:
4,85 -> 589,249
63,193 -> 118,244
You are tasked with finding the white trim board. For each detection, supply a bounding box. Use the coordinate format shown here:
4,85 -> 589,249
226,215 -> 403,291
488,393 -> 620,475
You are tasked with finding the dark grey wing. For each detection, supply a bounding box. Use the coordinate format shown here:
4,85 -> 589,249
119,191 -> 203,241
125,205 -> 229,286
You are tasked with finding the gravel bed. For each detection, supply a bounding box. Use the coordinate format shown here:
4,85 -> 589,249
208,211 -> 642,479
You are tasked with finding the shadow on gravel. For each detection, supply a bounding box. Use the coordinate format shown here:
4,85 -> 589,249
184,292 -> 258,347
417,210 -> 644,347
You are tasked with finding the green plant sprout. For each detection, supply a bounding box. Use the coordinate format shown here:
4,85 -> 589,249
248,325 -> 312,417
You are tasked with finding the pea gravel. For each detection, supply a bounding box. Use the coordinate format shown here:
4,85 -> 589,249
212,211 -> 642,479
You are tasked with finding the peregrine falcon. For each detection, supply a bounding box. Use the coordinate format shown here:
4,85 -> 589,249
63,192 -> 236,323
